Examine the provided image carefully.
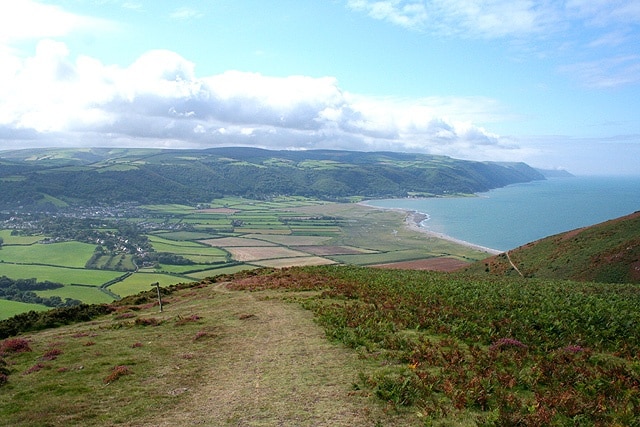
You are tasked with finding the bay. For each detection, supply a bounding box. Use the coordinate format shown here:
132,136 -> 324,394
366,176 -> 640,252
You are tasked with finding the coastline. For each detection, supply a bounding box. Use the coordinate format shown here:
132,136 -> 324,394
360,202 -> 503,255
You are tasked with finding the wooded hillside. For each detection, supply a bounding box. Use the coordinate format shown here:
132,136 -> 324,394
0,147 -> 545,209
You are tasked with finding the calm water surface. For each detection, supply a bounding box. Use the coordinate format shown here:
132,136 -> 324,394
367,176 -> 640,251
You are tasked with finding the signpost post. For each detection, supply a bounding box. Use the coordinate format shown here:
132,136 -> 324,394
151,282 -> 163,312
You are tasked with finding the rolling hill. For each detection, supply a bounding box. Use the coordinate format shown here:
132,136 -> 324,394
0,147 -> 545,210
464,210 -> 640,283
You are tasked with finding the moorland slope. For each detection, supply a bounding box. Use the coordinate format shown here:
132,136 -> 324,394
464,210 -> 640,283
2,263 -> 640,426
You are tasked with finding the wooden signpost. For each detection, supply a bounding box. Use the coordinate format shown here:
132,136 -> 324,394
151,282 -> 163,312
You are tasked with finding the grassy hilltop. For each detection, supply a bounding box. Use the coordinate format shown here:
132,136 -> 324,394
465,210 -> 640,284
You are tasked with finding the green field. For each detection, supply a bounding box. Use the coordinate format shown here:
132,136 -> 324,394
152,231 -> 218,241
107,272 -> 195,298
91,254 -> 136,271
0,230 -> 45,245
0,241 -> 95,268
36,285 -> 114,305
0,263 -> 122,285
242,234 -> 332,246
181,254 -> 228,264
147,236 -> 227,259
183,264 -> 255,279
149,264 -> 219,274
0,299 -> 50,320
139,204 -> 196,214
329,249 -> 441,265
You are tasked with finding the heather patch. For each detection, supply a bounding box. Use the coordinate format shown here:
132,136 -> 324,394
0,338 -> 32,354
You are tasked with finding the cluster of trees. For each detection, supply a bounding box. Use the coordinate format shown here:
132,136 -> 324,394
0,276 -> 81,308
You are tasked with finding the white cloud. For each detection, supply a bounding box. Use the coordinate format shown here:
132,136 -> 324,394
122,2 -> 144,12
587,30 -> 630,48
347,0 -> 561,38
566,0 -> 640,26
560,55 -> 640,89
347,0 -> 428,29
0,0 -> 117,43
347,0 -> 640,40
0,42 -> 524,161
431,0 -> 561,38
170,7 -> 204,21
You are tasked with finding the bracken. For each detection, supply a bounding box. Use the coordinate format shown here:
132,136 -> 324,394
103,365 -> 131,384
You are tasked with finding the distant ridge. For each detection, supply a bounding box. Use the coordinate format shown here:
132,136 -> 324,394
464,211 -> 640,284
0,147 -> 545,209
534,168 -> 574,178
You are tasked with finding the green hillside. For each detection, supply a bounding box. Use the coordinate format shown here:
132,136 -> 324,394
2,266 -> 640,425
465,211 -> 640,283
0,147 -> 545,209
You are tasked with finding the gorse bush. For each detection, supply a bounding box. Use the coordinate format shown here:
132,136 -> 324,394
0,305 -> 114,339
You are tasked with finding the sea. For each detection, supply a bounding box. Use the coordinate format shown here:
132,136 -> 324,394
366,176 -> 640,252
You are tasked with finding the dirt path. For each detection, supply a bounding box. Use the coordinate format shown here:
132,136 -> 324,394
506,251 -> 524,277
139,283 -> 386,426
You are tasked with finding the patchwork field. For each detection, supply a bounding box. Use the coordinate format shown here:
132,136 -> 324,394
1,196 -> 491,316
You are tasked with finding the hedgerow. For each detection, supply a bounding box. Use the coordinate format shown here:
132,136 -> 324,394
0,304 -> 113,339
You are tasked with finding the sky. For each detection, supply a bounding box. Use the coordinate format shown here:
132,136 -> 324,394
0,1 -> 639,175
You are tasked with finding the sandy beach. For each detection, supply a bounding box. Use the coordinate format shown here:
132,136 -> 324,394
361,202 -> 503,255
